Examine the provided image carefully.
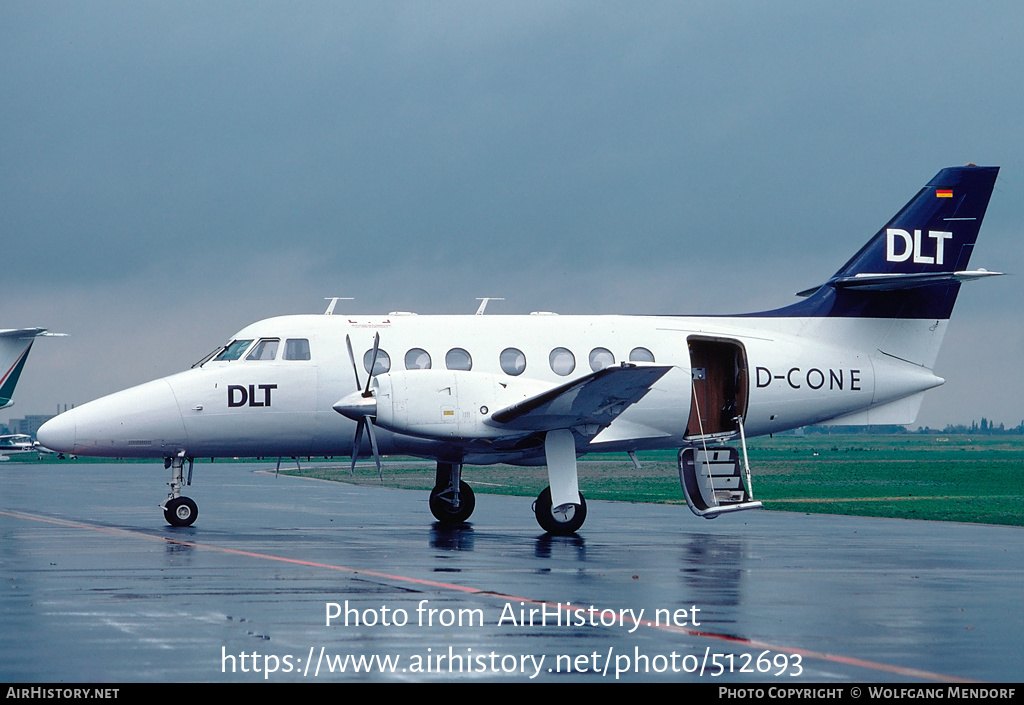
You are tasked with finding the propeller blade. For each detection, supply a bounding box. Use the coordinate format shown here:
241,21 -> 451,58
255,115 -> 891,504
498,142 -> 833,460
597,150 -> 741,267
350,418 -> 364,476
363,331 -> 380,397
364,417 -> 382,481
344,332 -> 383,480
345,334 -> 361,392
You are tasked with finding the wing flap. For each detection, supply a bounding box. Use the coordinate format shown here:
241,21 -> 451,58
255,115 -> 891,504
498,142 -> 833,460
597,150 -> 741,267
488,363 -> 672,432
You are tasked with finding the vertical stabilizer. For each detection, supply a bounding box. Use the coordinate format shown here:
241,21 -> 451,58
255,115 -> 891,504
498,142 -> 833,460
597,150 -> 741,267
761,165 -> 1000,321
0,329 -> 49,408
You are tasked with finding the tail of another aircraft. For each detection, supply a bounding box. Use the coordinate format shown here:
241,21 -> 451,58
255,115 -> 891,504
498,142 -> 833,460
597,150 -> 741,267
764,164 -> 1001,321
0,329 -> 49,409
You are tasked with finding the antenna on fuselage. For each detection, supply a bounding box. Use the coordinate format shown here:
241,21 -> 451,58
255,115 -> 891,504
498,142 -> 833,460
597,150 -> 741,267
324,297 -> 354,315
475,297 -> 505,315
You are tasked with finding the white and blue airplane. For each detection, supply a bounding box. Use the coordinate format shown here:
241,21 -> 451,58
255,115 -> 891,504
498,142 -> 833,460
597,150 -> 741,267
37,165 -> 1002,533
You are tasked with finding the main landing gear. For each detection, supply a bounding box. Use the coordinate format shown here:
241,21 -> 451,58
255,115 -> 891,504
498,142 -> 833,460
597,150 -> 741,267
428,462 -> 587,535
531,429 -> 587,535
430,461 -> 475,524
162,452 -> 198,527
533,486 -> 587,535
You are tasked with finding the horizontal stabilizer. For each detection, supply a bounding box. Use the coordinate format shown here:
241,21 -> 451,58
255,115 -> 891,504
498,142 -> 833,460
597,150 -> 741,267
489,363 -> 672,432
797,268 -> 1003,297
833,269 -> 1004,291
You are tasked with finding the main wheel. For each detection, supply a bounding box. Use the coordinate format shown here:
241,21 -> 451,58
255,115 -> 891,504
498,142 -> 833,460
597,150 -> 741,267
533,486 -> 587,534
164,496 -> 198,527
429,481 -> 475,524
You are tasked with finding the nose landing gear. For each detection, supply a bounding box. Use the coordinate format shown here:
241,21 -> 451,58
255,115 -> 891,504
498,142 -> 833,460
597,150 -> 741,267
162,452 -> 198,527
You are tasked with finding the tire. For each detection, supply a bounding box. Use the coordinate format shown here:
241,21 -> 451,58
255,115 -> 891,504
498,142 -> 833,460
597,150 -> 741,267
164,496 -> 198,527
533,486 -> 587,534
429,481 -> 475,524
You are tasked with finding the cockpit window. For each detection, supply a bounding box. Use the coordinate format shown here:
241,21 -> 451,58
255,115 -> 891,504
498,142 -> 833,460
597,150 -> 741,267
284,338 -> 311,361
214,339 -> 254,361
246,338 -> 280,361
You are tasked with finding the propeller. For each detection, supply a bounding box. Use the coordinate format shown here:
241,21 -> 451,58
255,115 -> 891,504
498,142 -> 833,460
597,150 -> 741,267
333,332 -> 383,479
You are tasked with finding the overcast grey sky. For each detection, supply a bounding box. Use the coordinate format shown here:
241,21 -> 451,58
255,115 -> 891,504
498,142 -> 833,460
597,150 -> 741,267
3,0 -> 1022,430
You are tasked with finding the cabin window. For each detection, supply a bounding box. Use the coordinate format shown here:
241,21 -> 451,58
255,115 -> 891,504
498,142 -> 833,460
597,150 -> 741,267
549,347 -> 575,376
363,348 -> 391,376
246,338 -> 280,361
284,339 -> 311,360
445,348 -> 472,371
589,347 -> 615,371
214,339 -> 254,361
500,348 -> 527,376
629,347 -> 655,363
405,348 -> 432,370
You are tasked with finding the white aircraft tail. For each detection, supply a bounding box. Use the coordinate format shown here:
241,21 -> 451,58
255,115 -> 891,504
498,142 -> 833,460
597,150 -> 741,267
0,329 -> 51,409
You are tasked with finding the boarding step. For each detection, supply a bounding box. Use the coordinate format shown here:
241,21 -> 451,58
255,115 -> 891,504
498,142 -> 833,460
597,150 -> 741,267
678,446 -> 762,519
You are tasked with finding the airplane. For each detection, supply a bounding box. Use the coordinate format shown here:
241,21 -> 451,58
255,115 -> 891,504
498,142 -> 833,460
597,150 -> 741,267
0,328 -> 62,460
0,433 -> 53,460
0,328 -> 55,411
37,165 -> 1002,533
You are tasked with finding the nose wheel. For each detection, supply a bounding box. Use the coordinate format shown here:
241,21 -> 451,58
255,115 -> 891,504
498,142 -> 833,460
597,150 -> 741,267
162,452 -> 198,527
163,496 -> 198,526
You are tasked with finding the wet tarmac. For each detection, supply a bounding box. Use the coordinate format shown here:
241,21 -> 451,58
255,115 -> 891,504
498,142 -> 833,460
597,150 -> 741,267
1,461 -> 1022,682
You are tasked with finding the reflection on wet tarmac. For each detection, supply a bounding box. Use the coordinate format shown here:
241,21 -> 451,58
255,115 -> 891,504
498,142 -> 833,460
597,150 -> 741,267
2,463 -> 1022,682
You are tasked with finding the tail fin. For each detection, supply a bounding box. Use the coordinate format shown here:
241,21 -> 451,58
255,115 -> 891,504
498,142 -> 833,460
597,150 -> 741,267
766,165 -> 1000,320
0,329 -> 49,409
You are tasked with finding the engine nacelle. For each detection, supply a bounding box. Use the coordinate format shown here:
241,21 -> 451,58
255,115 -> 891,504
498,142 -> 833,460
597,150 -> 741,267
372,369 -> 553,440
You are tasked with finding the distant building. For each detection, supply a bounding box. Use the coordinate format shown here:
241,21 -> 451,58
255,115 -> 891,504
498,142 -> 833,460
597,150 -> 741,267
8,415 -> 55,438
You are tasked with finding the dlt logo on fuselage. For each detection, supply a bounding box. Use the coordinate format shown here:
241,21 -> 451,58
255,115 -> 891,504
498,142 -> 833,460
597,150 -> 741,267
228,384 -> 277,407
886,228 -> 953,265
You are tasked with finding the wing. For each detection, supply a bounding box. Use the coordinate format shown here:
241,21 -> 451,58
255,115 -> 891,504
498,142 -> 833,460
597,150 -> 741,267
487,363 -> 672,432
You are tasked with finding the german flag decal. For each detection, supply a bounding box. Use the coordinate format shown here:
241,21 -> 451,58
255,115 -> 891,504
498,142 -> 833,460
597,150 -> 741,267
936,189 -> 953,198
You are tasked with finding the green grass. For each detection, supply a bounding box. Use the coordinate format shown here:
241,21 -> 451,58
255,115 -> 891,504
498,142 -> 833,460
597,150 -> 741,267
284,435 -> 1024,527
16,434 -> 1024,526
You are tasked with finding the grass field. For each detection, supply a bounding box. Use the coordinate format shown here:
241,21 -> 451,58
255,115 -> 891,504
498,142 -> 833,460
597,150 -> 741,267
13,434 -> 1023,526
283,434 -> 1024,527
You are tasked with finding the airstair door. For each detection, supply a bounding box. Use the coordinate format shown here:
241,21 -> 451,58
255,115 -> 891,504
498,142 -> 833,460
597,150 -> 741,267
685,337 -> 748,440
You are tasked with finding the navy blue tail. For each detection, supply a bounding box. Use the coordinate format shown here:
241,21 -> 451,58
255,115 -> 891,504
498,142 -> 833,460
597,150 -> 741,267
757,165 -> 999,319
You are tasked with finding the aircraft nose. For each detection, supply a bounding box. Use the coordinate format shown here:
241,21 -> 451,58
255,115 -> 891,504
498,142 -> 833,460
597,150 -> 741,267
37,379 -> 189,457
37,412 -> 76,452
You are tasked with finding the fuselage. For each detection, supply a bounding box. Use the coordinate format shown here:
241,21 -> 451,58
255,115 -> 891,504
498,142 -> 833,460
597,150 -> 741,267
37,311 -> 944,464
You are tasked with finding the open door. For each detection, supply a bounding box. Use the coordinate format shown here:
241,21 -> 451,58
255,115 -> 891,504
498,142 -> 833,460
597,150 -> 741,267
680,337 -> 761,518
685,337 -> 748,440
